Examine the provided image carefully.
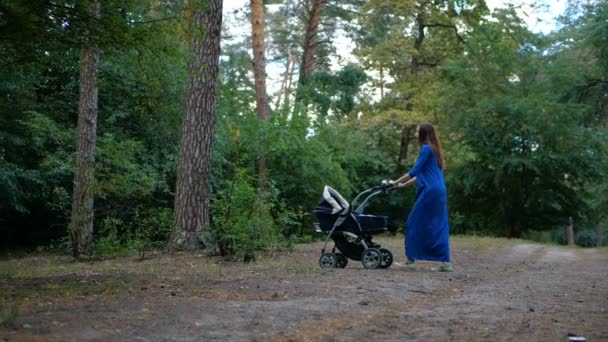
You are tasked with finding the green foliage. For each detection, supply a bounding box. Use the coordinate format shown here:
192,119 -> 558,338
575,229 -> 597,248
441,8 -> 605,237
96,134 -> 156,199
0,262 -> 16,279
94,217 -> 131,257
92,207 -> 173,258
529,225 -> 608,247
0,0 -> 184,251
299,65 -> 368,120
583,0 -> 608,73
0,300 -> 20,326
2,0 -> 607,257
208,169 -> 289,261
133,207 -> 173,258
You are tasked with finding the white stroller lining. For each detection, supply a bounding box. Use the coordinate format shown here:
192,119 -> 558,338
323,185 -> 350,215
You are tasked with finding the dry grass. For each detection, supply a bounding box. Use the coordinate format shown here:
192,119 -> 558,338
450,235 -> 530,251
0,235 -> 558,280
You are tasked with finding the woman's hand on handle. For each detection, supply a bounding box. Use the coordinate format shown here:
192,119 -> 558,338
390,176 -> 416,188
403,176 -> 417,187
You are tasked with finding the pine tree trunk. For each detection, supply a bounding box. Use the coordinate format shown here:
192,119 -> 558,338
283,53 -> 297,110
251,0 -> 270,121
379,66 -> 385,100
70,0 -> 101,258
251,0 -> 270,189
275,53 -> 293,110
299,0 -> 324,85
567,217 -> 575,246
171,0 -> 223,251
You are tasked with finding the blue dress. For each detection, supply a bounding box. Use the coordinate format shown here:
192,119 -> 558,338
405,144 -> 450,262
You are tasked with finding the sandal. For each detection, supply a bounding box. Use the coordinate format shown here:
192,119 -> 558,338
394,261 -> 417,270
431,263 -> 454,272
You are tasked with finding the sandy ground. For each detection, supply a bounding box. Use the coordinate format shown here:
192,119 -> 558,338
1,236 -> 607,341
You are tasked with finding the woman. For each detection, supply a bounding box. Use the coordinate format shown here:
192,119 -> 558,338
390,123 -> 453,272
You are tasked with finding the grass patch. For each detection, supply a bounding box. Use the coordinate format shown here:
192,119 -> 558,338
0,255 -> 137,279
281,257 -> 317,274
451,235 -> 540,251
1,278 -> 132,303
0,262 -> 17,279
0,234 -> 576,283
0,300 -> 20,326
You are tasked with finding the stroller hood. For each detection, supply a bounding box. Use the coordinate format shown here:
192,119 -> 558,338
322,185 -> 349,215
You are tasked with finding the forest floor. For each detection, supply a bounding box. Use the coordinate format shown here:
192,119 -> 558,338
1,235 -> 607,341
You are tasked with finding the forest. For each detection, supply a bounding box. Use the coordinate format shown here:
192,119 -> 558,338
1,0 -> 607,259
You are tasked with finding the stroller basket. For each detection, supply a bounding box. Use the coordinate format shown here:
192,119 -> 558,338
314,206 -> 389,234
356,214 -> 390,232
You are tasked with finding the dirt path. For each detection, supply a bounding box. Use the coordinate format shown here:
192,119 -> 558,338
2,237 -> 607,341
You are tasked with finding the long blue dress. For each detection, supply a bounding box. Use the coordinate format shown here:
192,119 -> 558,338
405,144 -> 450,262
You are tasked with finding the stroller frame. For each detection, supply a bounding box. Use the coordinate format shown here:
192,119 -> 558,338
314,182 -> 395,269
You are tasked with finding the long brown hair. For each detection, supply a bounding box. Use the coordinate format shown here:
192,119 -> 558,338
417,122 -> 445,170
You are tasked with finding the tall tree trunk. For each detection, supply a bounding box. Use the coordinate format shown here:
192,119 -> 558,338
299,0 -> 324,84
171,0 -> 223,251
295,0 -> 324,105
251,0 -> 270,189
284,52 -> 297,110
411,13 -> 425,77
567,216 -> 575,246
396,125 -> 414,172
379,66 -> 385,100
70,0 -> 101,258
275,52 -> 294,110
251,0 -> 270,121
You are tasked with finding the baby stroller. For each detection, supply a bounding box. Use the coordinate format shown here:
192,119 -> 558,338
314,182 -> 395,269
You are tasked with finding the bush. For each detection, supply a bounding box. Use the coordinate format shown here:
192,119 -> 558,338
575,229 -> 598,248
133,207 -> 173,258
94,217 -> 132,257
522,230 -> 555,244
524,226 -> 606,247
550,228 -> 568,245
207,169 -> 290,261
0,301 -> 19,326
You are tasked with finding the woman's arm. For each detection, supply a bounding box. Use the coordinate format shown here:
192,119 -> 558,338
407,145 -> 432,177
391,173 -> 411,185
396,176 -> 417,188
391,145 -> 432,185
403,176 -> 417,187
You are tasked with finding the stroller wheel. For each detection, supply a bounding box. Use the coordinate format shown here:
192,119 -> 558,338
335,253 -> 348,268
319,253 -> 338,269
361,248 -> 382,269
379,248 -> 393,269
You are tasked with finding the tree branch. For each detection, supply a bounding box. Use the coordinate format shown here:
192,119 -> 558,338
424,22 -> 465,44
131,16 -> 178,25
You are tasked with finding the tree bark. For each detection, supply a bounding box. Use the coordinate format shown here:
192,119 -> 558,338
70,0 -> 101,258
411,13 -> 425,77
251,0 -> 270,188
298,0 -> 324,85
397,125 -> 415,172
567,216 -> 575,246
172,0 -> 223,251
379,66 -> 385,100
275,52 -> 295,110
251,0 -> 270,121
284,52 -> 297,109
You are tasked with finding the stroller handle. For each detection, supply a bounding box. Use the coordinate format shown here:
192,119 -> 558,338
351,180 -> 396,214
